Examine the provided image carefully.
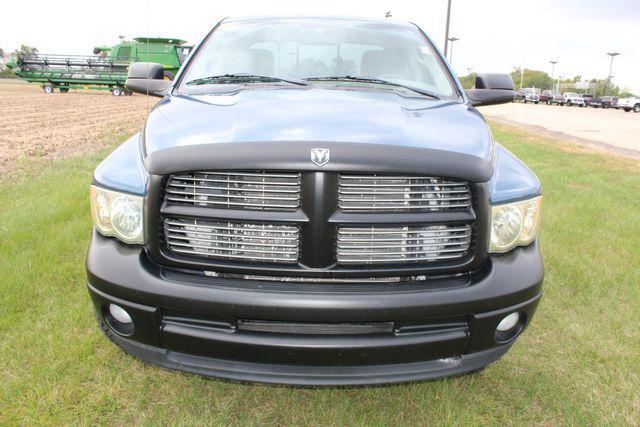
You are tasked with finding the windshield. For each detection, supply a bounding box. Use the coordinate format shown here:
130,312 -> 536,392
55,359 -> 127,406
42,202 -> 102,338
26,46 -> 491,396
179,19 -> 458,99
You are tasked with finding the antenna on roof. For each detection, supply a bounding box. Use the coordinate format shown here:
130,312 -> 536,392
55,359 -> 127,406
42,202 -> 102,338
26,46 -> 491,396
385,11 -> 392,18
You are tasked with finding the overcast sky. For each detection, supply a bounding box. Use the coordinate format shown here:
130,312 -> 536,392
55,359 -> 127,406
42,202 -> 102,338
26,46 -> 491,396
2,0 -> 639,93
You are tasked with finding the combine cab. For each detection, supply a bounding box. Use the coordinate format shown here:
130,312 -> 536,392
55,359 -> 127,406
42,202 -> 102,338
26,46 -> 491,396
6,37 -> 191,95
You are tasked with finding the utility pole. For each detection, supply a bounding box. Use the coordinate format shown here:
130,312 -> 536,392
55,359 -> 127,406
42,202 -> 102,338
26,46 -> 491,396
606,52 -> 619,95
549,60 -> 557,83
443,0 -> 452,57
519,68 -> 524,90
448,37 -> 459,64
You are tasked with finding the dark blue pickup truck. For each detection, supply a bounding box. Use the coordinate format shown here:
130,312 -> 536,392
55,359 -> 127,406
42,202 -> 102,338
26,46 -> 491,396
86,16 -> 543,385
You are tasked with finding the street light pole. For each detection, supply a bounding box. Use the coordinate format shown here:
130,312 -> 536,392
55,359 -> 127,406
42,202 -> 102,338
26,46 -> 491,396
549,60 -> 557,82
448,37 -> 459,64
519,68 -> 524,90
443,0 -> 452,57
606,51 -> 619,95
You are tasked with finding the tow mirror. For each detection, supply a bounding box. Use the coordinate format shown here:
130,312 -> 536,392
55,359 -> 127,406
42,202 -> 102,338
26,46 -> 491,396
465,73 -> 515,106
125,62 -> 171,97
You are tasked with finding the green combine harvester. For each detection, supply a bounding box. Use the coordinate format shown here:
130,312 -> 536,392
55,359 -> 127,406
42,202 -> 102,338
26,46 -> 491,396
5,37 -> 192,96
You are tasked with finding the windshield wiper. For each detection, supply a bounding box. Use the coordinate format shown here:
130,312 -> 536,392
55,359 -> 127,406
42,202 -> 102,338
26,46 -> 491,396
186,73 -> 309,87
304,76 -> 440,99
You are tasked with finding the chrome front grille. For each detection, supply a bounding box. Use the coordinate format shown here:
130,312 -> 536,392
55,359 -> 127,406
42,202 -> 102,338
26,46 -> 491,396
165,171 -> 301,211
339,174 -> 471,211
337,224 -> 472,264
164,218 -> 300,263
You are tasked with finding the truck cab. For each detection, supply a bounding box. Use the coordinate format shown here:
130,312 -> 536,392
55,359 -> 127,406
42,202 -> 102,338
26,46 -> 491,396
87,16 -> 542,385
95,37 -> 193,79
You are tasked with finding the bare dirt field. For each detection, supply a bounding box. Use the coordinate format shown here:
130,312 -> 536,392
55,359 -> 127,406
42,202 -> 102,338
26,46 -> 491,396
479,102 -> 640,157
0,81 -> 155,175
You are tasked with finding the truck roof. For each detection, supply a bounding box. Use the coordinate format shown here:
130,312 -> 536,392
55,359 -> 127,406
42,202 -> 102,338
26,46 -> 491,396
132,37 -> 187,45
222,15 -> 416,28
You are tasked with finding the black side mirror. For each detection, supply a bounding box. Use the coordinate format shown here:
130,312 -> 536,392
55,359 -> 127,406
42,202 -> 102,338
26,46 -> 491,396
465,73 -> 515,106
125,62 -> 171,97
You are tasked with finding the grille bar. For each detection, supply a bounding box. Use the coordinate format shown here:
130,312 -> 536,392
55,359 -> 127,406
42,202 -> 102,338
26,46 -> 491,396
337,224 -> 472,264
166,171 -> 301,211
339,174 -> 471,212
164,218 -> 300,263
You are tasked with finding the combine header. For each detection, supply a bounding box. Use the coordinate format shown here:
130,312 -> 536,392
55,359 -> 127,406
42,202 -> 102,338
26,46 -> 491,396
6,37 -> 191,96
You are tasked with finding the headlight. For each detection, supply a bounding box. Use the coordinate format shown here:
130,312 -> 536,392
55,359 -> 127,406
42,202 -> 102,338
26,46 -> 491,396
90,185 -> 144,244
489,196 -> 542,253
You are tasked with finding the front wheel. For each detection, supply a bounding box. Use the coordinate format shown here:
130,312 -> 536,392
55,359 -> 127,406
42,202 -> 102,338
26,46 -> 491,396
60,87 -> 69,93
534,101 -> 539,104
623,108 -> 631,112
566,101 -> 572,106
43,84 -> 54,94
112,86 -> 123,96
633,104 -> 640,113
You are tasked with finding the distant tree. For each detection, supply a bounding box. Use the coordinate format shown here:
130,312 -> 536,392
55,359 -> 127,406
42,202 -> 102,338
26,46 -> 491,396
510,68 -> 554,90
0,47 -> 5,58
13,44 -> 38,56
457,73 -> 476,89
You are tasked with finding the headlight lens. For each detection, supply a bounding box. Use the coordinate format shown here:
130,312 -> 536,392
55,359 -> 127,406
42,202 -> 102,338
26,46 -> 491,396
490,196 -> 542,253
90,185 -> 144,244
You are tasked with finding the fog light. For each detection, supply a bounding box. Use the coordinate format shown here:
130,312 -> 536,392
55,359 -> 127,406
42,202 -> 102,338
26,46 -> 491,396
496,312 -> 520,332
109,304 -> 132,324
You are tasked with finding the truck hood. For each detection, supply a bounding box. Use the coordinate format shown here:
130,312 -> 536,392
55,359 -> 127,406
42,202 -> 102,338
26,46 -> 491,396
144,88 -> 493,161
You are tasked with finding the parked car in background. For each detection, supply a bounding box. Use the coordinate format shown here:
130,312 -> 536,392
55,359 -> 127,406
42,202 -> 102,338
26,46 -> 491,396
617,96 -> 640,113
589,96 -> 618,108
516,87 -> 540,103
580,93 -> 594,106
601,96 -> 618,109
540,90 -> 563,105
563,92 -> 585,107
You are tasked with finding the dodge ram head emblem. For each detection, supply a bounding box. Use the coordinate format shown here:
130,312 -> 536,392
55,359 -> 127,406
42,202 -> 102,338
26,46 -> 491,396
311,148 -> 330,167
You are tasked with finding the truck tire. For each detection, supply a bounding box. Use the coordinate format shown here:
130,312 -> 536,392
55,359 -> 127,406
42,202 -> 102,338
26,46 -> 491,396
566,101 -> 572,106
523,98 -> 527,104
534,101 -> 539,104
623,108 -> 631,112
633,104 -> 640,113
60,87 -> 69,93
112,86 -> 123,97
43,84 -> 54,94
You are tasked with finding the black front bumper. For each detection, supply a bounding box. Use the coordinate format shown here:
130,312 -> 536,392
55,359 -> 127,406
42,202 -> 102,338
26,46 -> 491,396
86,231 -> 543,385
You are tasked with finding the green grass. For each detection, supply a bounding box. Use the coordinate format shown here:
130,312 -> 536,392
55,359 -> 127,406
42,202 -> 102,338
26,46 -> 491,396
1,124 -> 639,425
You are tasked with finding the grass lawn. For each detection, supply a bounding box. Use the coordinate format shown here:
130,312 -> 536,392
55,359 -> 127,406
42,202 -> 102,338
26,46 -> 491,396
1,124 -> 639,424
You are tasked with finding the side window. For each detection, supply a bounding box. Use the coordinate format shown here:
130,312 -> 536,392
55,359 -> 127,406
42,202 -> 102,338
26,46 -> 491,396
117,46 -> 131,61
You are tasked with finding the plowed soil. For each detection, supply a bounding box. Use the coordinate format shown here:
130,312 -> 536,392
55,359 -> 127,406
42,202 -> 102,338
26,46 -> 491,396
0,81 -> 155,175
